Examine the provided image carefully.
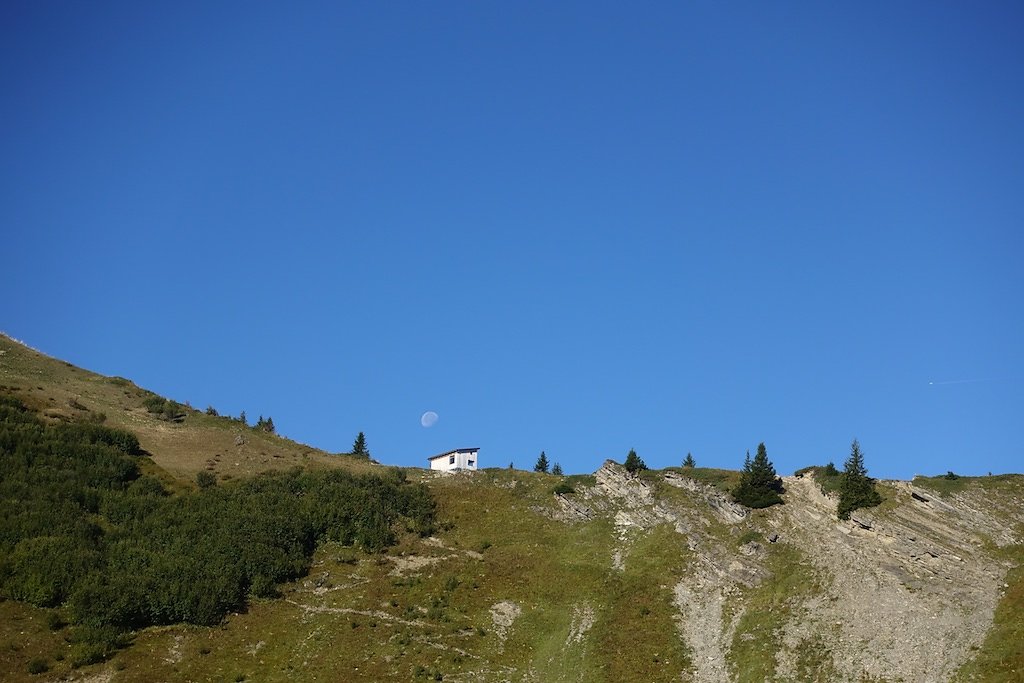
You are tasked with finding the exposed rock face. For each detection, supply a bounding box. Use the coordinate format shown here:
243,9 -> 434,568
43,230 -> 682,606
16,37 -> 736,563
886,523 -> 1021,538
547,464 -> 1022,683
662,470 -> 748,524
489,601 -> 521,643
762,474 -> 1024,682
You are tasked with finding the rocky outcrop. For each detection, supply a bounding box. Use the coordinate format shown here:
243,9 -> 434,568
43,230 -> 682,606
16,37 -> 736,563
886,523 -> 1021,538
540,463 -> 1021,683
662,471 -> 748,524
765,474 -> 1021,682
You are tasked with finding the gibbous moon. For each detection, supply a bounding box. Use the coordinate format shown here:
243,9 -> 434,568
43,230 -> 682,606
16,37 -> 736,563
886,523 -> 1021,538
420,411 -> 439,428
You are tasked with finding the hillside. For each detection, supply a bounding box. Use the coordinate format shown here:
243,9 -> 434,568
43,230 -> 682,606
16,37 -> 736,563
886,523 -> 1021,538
1,335 -> 1022,682
0,334 -> 377,482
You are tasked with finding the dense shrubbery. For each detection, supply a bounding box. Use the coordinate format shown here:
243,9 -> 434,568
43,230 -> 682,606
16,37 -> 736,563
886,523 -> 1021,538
0,394 -> 436,661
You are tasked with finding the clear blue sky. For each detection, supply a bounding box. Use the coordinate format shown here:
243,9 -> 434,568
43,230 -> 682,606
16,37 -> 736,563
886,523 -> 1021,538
3,2 -> 1022,479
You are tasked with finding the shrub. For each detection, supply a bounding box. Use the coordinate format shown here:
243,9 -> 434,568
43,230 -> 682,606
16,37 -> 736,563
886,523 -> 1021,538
27,658 -> 49,675
196,471 -> 217,489
142,396 -> 166,413
552,482 -> 575,495
738,530 -> 763,546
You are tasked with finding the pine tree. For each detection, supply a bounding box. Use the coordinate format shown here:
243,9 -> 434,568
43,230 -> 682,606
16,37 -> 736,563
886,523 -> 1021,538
552,462 -> 563,476
534,451 -> 549,473
263,416 -> 275,434
624,448 -> 647,474
352,431 -> 369,457
837,439 -> 882,519
732,442 -> 784,508
239,410 -> 247,426
683,452 -> 696,468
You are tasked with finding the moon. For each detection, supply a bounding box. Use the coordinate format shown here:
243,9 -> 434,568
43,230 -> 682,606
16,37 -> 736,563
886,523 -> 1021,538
420,411 -> 439,428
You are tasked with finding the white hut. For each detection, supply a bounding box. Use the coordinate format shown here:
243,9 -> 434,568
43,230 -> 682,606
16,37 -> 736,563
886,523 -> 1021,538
428,448 -> 479,472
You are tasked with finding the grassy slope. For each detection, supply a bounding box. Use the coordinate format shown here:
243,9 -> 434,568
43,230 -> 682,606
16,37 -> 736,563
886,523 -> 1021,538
9,471 -> 691,683
0,334 -> 375,482
2,334 -> 1023,682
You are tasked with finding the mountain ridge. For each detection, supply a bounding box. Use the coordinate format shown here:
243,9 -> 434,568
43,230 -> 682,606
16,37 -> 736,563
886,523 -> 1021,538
1,333 -> 1021,682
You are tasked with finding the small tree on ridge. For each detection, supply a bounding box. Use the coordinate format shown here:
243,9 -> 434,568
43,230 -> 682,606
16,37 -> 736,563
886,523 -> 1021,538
352,431 -> 369,457
624,448 -> 647,474
732,442 -> 783,508
534,451 -> 549,473
837,439 -> 882,520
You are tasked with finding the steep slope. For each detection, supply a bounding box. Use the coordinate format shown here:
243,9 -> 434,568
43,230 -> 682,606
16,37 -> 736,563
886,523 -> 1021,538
0,334 -> 374,481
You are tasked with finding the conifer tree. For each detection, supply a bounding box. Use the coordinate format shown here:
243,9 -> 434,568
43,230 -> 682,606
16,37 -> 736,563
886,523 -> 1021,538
683,452 -> 696,468
837,439 -> 882,519
352,431 -> 369,457
534,451 -> 549,473
732,442 -> 784,508
239,410 -> 247,426
552,462 -> 563,476
624,448 -> 647,474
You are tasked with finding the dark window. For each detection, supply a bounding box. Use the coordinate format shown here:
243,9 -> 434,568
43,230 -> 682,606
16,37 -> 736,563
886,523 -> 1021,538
449,455 -> 455,464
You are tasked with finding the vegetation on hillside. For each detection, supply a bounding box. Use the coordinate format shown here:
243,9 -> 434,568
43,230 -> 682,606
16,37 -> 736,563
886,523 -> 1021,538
0,394 -> 435,665
731,443 -> 784,508
351,431 -> 369,457
836,439 -> 882,519
795,442 -> 882,520
534,450 -> 549,473
624,448 -> 647,474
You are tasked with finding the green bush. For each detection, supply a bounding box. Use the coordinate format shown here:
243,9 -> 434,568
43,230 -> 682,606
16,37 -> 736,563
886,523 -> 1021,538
27,658 -> 49,675
738,530 -> 763,546
552,482 -> 575,495
142,396 -> 184,423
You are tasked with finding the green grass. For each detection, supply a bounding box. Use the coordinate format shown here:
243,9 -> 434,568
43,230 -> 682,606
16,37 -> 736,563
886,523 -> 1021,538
914,473 -> 1024,498
591,524 -> 694,682
660,466 -> 742,492
913,474 -> 970,496
954,535 -> 1024,682
0,334 -> 377,484
727,543 -> 829,682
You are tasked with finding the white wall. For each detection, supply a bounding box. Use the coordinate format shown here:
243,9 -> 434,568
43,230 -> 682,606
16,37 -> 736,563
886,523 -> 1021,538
430,450 -> 479,472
